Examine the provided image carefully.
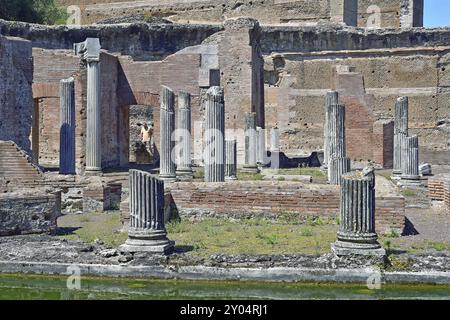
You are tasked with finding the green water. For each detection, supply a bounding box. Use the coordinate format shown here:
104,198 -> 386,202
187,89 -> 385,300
0,274 -> 449,300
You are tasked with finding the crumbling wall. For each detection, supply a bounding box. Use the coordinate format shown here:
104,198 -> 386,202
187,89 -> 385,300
57,0 -> 332,25
0,36 -> 33,153
169,180 -> 405,234
0,191 -> 61,236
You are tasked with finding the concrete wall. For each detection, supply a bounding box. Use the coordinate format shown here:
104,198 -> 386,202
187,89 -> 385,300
0,36 -> 33,153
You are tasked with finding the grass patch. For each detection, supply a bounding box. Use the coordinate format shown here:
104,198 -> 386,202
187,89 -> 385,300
193,168 -> 205,180
57,213 -> 449,258
402,189 -> 418,198
268,168 -> 326,178
57,211 -> 127,247
237,171 -> 264,181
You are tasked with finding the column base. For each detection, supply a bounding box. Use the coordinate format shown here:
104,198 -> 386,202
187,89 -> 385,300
85,167 -> 103,176
119,229 -> 175,254
159,174 -> 178,183
241,165 -> 260,174
398,178 -> 424,188
331,240 -> 386,257
176,168 -> 194,179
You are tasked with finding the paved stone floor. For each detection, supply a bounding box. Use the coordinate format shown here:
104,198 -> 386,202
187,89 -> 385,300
404,207 -> 450,242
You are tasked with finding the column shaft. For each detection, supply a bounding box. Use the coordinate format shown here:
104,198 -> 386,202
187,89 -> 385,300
393,97 -> 409,175
204,86 -> 225,182
176,91 -> 193,176
324,91 -> 339,169
121,169 -> 174,254
159,86 -> 176,180
225,139 -> 238,180
86,61 -> 102,172
327,104 -> 347,183
59,77 -> 76,175
401,135 -> 420,180
243,112 -> 259,173
332,168 -> 385,256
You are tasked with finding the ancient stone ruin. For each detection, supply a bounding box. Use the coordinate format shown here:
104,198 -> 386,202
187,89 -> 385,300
1,0 -> 450,280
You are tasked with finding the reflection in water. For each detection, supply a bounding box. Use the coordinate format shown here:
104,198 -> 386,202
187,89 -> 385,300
0,274 -> 449,300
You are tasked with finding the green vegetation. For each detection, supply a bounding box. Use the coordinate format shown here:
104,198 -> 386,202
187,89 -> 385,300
401,189 -> 418,198
0,0 -> 67,25
266,168 -> 326,178
58,211 -> 127,247
237,170 -> 264,181
57,212 -> 450,258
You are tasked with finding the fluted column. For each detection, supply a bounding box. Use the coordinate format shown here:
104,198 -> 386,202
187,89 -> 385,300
225,139 -> 238,181
328,104 -> 350,185
204,86 -> 225,182
329,157 -> 351,185
323,91 -> 339,170
74,38 -> 102,173
243,112 -> 259,173
393,97 -> 409,175
176,91 -> 193,178
59,77 -> 76,175
401,135 -> 420,180
159,86 -> 177,181
332,168 -> 386,257
120,170 -> 174,254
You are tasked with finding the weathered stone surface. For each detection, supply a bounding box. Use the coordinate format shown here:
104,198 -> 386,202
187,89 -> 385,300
159,86 -> 177,181
243,112 -> 259,173
59,77 -> 76,175
332,168 -> 386,257
0,35 -> 33,154
120,170 -> 174,254
176,91 -> 193,178
75,38 -> 102,173
204,86 -> 225,183
0,191 -> 61,236
393,96 -> 409,175
401,135 -> 420,182
225,139 -> 237,181
419,163 -> 432,176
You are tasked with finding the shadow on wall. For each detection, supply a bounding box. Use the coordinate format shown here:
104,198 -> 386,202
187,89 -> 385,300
269,151 -> 323,168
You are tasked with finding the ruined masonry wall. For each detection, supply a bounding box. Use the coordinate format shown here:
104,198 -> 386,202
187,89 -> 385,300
169,180 -> 405,234
0,191 -> 61,236
0,36 -> 33,153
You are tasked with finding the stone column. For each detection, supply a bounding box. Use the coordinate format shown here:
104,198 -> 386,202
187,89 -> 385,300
256,127 -> 267,166
176,91 -> 193,178
74,38 -> 102,173
225,139 -> 238,181
323,91 -> 339,170
119,170 -> 174,254
393,97 -> 409,176
243,112 -> 259,173
327,104 -> 350,185
329,157 -> 351,185
59,77 -> 76,175
332,167 -> 386,257
204,86 -> 225,182
159,86 -> 177,181
270,128 -> 280,153
401,135 -> 420,181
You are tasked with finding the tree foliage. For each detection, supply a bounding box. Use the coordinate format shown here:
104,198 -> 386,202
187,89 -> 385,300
0,0 -> 67,25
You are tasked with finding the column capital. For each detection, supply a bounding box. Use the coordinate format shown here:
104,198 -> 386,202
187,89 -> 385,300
74,38 -> 101,63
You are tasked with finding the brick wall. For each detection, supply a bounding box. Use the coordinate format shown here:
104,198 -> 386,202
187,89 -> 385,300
168,180 -> 405,234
